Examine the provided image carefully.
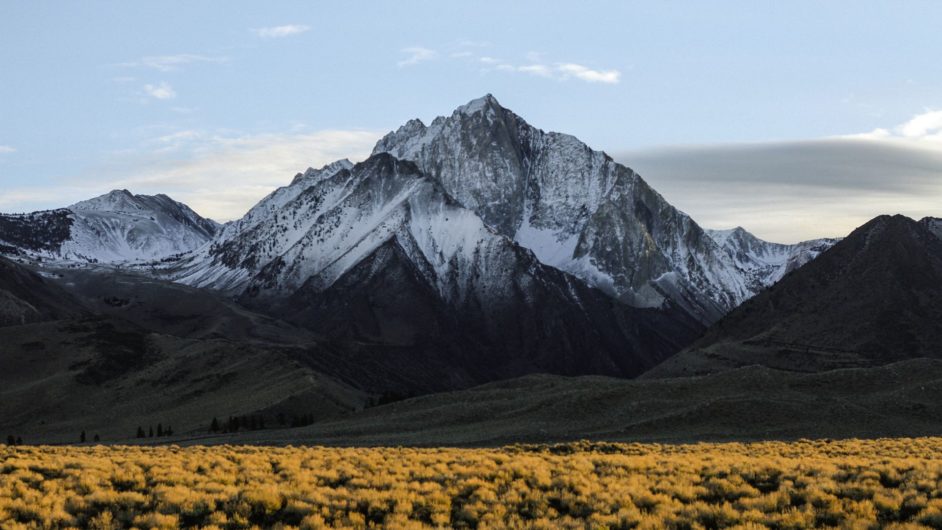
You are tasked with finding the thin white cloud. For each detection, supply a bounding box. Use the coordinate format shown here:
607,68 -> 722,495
120,54 -> 228,72
0,145 -> 15,154
477,56 -> 621,84
516,64 -> 553,78
143,82 -> 176,100
252,25 -> 311,38
398,47 -> 437,67
556,63 -> 621,84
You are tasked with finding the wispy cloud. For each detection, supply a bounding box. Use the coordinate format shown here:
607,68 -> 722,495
143,82 -> 176,100
492,61 -> 621,84
120,54 -> 228,72
466,52 -> 622,84
252,25 -> 310,38
397,47 -> 437,67
556,63 -> 621,84
515,64 -> 553,78
0,145 -> 15,154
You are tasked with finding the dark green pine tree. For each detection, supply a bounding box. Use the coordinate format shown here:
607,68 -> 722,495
80,430 -> 86,443
137,426 -> 146,438
210,417 -> 219,433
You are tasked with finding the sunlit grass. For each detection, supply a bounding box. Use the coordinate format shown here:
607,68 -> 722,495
3,438 -> 942,529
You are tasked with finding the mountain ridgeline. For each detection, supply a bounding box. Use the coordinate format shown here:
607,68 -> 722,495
647,215 -> 942,377
0,96 -> 840,389
18,95 -> 942,444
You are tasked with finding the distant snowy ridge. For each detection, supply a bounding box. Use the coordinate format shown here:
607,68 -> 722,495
705,227 -> 838,292
0,189 -> 219,263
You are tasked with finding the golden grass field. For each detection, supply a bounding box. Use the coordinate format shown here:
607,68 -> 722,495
3,438 -> 942,529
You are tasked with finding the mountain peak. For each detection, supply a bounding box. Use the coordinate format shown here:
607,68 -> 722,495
455,94 -> 502,115
70,189 -> 142,211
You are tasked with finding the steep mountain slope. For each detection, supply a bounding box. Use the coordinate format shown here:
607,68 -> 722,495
705,227 -> 837,293
923,216 -> 942,239
166,154 -> 702,382
0,190 -> 219,263
374,95 -> 825,323
0,257 -> 84,326
646,214 -> 942,378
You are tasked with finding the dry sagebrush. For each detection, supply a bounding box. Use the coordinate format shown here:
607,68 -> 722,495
3,438 -> 942,529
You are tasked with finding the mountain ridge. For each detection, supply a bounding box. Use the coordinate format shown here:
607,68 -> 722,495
0,189 -> 219,263
646,214 -> 942,378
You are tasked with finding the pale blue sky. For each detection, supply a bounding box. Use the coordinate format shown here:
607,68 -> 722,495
2,1 -> 942,241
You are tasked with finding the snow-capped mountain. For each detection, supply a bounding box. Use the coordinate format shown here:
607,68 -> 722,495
2,95 -> 836,333
166,154 -> 700,379
705,227 -> 837,293
0,190 -> 219,263
168,94 -> 834,327
375,95 -> 762,322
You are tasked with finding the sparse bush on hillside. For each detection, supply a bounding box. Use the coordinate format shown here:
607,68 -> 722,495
2,438 -> 942,529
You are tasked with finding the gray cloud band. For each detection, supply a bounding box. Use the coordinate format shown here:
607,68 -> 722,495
615,138 -> 942,243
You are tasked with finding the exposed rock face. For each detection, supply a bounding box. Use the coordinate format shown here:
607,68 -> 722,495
374,95 -> 824,323
922,216 -> 942,240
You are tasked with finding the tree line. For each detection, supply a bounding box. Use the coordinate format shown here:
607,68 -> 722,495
208,413 -> 316,434
135,424 -> 174,439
